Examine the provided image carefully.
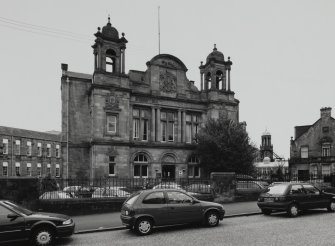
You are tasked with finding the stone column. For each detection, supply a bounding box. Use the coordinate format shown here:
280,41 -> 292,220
157,108 -> 161,142
178,110 -> 182,142
211,73 -> 216,90
227,68 -> 231,91
200,73 -> 203,91
122,49 -> 125,74
151,107 -> 155,142
223,69 -> 227,91
182,111 -> 186,143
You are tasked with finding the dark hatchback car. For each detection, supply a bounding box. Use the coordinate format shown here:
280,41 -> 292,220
0,200 -> 75,245
257,183 -> 335,217
120,189 -> 225,235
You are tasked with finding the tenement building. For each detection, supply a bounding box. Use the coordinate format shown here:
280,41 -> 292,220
0,126 -> 62,177
289,107 -> 335,180
61,18 -> 240,179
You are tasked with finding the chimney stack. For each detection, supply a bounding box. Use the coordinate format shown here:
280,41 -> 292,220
320,107 -> 332,118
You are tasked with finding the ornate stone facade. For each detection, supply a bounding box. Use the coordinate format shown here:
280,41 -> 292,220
61,18 -> 240,179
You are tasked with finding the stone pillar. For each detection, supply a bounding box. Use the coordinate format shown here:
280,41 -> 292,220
200,73 -> 203,91
178,110 -> 182,142
157,108 -> 161,142
223,69 -> 227,91
228,68 -> 231,91
211,73 -> 216,90
182,111 -> 186,142
151,107 -> 155,142
122,49 -> 125,74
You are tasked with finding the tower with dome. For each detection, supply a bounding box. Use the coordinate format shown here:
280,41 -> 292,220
60,18 -> 240,179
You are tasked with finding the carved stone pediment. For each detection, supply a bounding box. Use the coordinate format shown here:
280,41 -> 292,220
105,93 -> 120,110
159,70 -> 177,93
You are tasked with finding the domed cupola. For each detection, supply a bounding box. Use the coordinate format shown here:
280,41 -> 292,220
101,19 -> 119,40
206,44 -> 225,63
92,16 -> 128,74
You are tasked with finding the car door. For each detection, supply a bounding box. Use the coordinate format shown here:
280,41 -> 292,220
0,204 -> 26,242
166,191 -> 203,225
288,184 -> 309,209
140,191 -> 169,226
302,184 -> 328,208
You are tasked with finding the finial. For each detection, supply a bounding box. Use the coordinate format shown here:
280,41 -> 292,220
108,14 -> 110,23
200,61 -> 203,65
228,56 -> 230,60
122,32 -> 125,37
97,27 -> 101,32
213,44 -> 217,51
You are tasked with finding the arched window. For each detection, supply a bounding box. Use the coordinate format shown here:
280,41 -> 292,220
216,70 -> 223,90
134,153 -> 149,178
206,72 -> 211,90
188,156 -> 200,178
106,49 -> 116,73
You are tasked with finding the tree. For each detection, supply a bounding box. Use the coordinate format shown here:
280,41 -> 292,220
195,117 -> 258,176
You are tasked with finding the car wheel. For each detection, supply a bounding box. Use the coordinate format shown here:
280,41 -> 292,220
327,201 -> 335,212
135,218 -> 153,236
261,209 -> 272,215
31,227 -> 55,246
287,204 -> 299,217
205,211 -> 219,227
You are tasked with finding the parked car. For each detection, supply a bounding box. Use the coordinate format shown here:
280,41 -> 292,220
39,191 -> 73,199
152,182 -> 185,191
257,182 -> 335,217
63,186 -> 95,198
185,183 -> 216,201
120,189 -> 225,235
0,200 -> 75,245
92,187 -> 131,198
235,180 -> 267,198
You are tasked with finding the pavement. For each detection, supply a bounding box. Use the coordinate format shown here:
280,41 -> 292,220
73,201 -> 261,234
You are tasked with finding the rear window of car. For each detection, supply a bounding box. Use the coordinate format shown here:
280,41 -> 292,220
143,192 -> 165,204
125,193 -> 140,205
266,184 -> 289,195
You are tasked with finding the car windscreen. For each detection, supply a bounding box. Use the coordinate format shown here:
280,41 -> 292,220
4,201 -> 33,215
265,184 -> 289,195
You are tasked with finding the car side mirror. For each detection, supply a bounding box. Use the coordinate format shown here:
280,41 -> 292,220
7,213 -> 20,220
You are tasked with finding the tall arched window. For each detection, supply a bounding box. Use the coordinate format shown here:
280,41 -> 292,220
206,72 -> 211,90
106,49 -> 116,73
216,70 -> 223,90
134,153 -> 149,178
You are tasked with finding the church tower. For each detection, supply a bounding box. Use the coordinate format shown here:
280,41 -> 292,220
199,44 -> 233,92
92,17 -> 128,74
260,130 -> 274,161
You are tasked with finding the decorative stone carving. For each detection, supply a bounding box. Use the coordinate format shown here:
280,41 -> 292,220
105,93 -> 119,109
161,60 -> 177,69
159,70 -> 177,93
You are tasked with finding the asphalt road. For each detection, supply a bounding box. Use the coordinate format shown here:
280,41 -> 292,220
56,210 -> 335,246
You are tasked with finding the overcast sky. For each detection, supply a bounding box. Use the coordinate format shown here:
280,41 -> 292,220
1,0 -> 334,159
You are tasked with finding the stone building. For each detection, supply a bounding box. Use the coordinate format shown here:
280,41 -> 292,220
289,107 -> 335,180
61,18 -> 240,179
0,126 -> 62,177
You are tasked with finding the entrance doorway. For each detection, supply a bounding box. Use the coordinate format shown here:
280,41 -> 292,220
162,165 -> 175,179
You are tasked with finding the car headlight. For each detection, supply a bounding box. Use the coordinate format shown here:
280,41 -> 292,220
125,210 -> 129,216
62,219 -> 72,225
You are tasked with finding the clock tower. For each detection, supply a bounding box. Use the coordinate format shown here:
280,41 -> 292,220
260,130 -> 274,161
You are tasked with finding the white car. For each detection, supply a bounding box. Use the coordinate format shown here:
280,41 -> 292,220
39,191 -> 73,199
92,187 -> 131,198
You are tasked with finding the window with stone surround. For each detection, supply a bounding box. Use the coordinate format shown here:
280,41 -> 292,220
322,144 -> 331,157
15,162 -> 20,176
46,144 -> 51,157
37,143 -> 42,157
15,140 -> 21,155
106,114 -> 117,134
26,163 -> 31,176
27,141 -> 32,156
188,156 -> 200,178
109,156 -> 116,176
2,139 -> 8,155
186,113 -> 201,143
300,146 -> 309,158
161,111 -> 176,142
133,153 -> 148,178
37,163 -> 42,177
55,164 -> 60,177
47,164 -> 51,176
2,162 -> 8,176
133,108 -> 150,141
56,144 -> 60,158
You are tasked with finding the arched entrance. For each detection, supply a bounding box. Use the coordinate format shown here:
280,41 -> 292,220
161,155 -> 176,179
